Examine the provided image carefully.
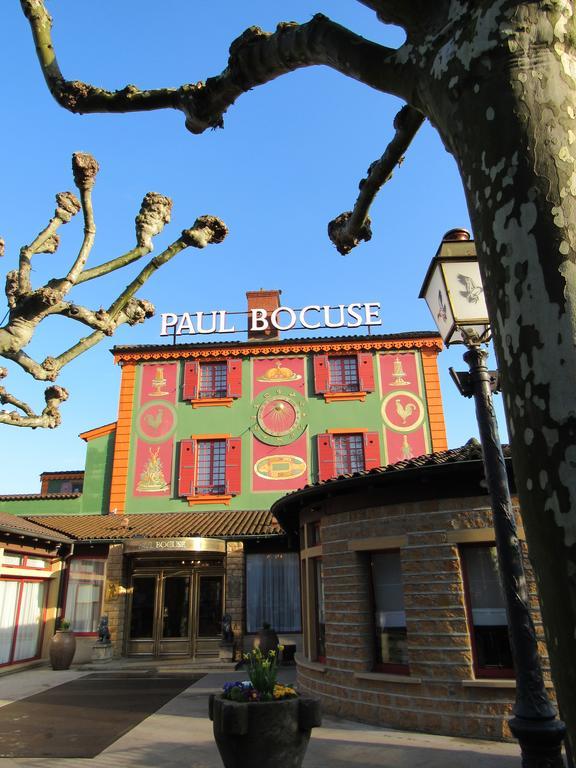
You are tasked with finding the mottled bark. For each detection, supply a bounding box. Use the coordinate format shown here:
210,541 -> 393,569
18,0 -> 576,750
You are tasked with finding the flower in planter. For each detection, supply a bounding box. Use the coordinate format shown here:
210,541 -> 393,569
59,618 -> 72,630
222,647 -> 297,702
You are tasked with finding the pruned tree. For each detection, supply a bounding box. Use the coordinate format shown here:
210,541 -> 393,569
18,0 -> 576,754
1,150 -> 227,428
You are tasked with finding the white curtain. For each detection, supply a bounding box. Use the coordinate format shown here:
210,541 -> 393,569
246,553 -> 301,633
0,581 -> 19,665
13,582 -> 45,661
64,559 -> 105,632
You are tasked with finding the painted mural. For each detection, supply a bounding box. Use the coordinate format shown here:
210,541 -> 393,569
252,358 -> 308,491
133,364 -> 178,496
252,357 -> 305,397
379,352 -> 430,464
252,433 -> 309,492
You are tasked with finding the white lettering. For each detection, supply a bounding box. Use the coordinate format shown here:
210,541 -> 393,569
364,302 -> 382,326
161,301 -> 383,336
347,302 -> 363,328
218,311 -> 236,333
176,312 -> 195,335
299,305 -> 321,329
323,304 -> 346,328
160,313 -> 179,336
271,306 -> 297,331
250,308 -> 269,331
196,311 -> 218,334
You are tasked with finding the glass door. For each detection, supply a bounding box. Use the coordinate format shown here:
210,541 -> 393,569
127,574 -> 158,656
157,574 -> 192,656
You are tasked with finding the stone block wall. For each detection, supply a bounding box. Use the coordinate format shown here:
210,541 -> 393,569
226,541 -> 245,654
296,495 -> 554,741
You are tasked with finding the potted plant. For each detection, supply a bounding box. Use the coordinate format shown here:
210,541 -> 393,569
48,618 -> 76,670
209,646 -> 321,768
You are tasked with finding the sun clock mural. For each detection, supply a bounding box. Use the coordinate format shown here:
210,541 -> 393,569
251,358 -> 309,491
379,352 -> 431,463
134,364 -> 178,495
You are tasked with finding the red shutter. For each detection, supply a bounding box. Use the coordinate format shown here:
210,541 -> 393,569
363,431 -> 381,471
357,353 -> 375,392
227,359 -> 242,398
178,439 -> 196,496
317,434 -> 336,481
313,354 -> 330,394
225,437 -> 242,495
182,361 -> 199,400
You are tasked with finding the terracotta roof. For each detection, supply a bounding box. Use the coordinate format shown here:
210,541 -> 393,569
271,438 -> 513,523
0,493 -> 82,502
39,470 -> 84,478
23,509 -> 283,541
0,512 -> 73,543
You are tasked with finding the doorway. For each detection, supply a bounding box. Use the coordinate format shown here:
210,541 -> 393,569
126,563 -> 224,658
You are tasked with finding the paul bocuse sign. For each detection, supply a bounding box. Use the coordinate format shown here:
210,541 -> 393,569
160,301 -> 382,336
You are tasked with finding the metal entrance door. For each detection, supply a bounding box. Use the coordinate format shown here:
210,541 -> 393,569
126,568 -> 223,658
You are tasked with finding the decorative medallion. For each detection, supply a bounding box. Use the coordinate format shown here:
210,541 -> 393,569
136,401 -> 177,443
381,390 -> 425,433
254,454 -> 307,481
251,387 -> 307,446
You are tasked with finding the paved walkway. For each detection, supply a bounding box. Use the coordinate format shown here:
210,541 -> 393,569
0,662 -> 521,767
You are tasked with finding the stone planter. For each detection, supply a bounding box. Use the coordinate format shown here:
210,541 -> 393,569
49,630 -> 76,670
209,695 -> 321,768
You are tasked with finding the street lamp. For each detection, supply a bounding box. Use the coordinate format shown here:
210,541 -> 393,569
420,228 -> 566,767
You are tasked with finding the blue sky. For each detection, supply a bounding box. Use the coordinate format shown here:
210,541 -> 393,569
0,1 -> 505,494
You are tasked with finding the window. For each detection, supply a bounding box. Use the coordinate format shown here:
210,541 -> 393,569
64,558 -> 105,634
183,359 -> 242,402
199,362 -> 228,399
316,432 -> 381,481
178,436 -> 241,500
196,439 -> 226,494
334,433 -> 365,475
313,353 -> 374,398
246,553 -> 301,633
328,356 -> 359,392
461,545 -> 514,677
313,559 -> 326,662
371,551 -> 408,673
0,579 -> 47,665
3,553 -> 49,569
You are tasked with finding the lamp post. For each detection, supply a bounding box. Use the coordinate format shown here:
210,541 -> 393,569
420,229 -> 566,767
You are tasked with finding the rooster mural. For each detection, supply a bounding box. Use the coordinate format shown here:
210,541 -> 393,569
395,398 -> 416,424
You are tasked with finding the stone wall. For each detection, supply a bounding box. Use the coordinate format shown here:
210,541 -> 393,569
226,541 -> 245,656
296,495 -> 554,741
102,543 -> 128,658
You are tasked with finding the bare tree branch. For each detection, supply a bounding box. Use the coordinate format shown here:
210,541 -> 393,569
328,105 -> 424,255
17,191 -> 80,295
0,379 -> 68,429
1,153 -> 228,425
21,2 -> 413,134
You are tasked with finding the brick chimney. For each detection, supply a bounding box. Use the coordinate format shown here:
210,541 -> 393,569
246,289 -> 282,340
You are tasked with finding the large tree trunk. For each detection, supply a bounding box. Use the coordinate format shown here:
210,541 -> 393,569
418,5 -> 576,750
